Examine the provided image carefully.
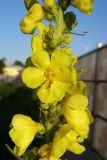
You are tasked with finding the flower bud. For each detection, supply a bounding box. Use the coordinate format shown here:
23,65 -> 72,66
63,34 -> 72,43
44,0 -> 55,9
20,15 -> 36,34
28,3 -> 44,21
72,0 -> 94,15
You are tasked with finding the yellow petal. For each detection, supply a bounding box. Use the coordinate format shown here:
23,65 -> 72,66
63,108 -> 90,126
10,127 -> 36,156
28,3 -> 44,21
51,136 -> 68,158
72,0 -> 94,15
51,50 -> 71,68
11,114 -> 37,129
51,124 -> 77,158
37,22 -> 45,35
67,142 -> 85,154
22,67 -> 45,89
49,156 -> 61,160
75,125 -> 89,138
76,81 -> 87,95
65,94 -> 88,110
69,67 -> 77,86
56,46 -> 72,54
31,50 -> 50,69
37,82 -> 66,104
32,34 -> 43,53
70,54 -> 77,65
87,109 -> 94,124
54,67 -> 71,83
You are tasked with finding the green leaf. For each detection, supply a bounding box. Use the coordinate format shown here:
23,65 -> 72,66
24,0 -> 37,10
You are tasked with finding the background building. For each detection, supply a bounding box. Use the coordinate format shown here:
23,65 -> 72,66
76,44 -> 107,160
0,65 -> 23,84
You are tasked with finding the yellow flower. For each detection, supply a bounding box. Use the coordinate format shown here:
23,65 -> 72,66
44,0 -> 55,9
72,0 -> 94,14
9,114 -> 45,156
50,124 -> 85,158
20,3 -> 44,34
63,106 -> 93,138
22,47 -> 75,104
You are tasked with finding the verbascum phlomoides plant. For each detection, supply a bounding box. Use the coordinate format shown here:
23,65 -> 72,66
8,0 -> 94,159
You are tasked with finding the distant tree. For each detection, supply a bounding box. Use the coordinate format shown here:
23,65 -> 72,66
0,58 -> 6,74
13,60 -> 24,67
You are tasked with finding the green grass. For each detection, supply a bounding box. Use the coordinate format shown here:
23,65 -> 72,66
0,84 -> 18,100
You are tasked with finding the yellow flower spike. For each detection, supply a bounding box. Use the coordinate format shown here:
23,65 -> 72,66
72,0 -> 94,15
28,3 -> 44,21
9,114 -> 45,156
67,142 -> 85,154
65,94 -> 88,110
20,15 -> 36,34
44,0 -> 55,9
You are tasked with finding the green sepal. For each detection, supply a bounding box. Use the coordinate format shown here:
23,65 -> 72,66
59,0 -> 71,11
22,148 -> 38,160
24,0 -> 37,10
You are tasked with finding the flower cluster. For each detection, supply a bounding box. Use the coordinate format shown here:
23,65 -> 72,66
9,0 -> 94,160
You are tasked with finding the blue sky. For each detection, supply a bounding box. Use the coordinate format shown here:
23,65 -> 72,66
0,0 -> 107,64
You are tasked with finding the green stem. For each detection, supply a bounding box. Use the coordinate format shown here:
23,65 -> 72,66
71,31 -> 88,36
5,144 -> 23,160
